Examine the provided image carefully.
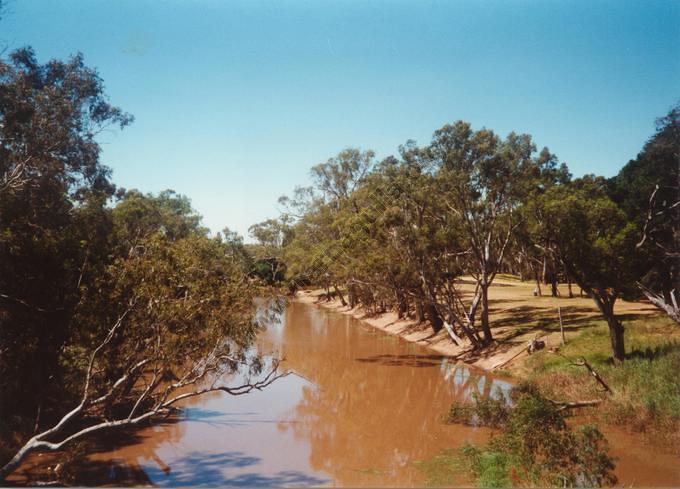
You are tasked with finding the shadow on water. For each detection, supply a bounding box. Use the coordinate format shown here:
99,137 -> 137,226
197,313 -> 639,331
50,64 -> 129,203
355,353 -> 449,367
69,451 -> 329,487
143,451 -> 329,487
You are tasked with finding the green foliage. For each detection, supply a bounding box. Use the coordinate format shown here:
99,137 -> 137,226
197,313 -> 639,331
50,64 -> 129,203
445,391 -> 509,428
460,446 -> 511,488
251,258 -> 287,285
0,48 -> 263,475
531,176 -> 641,360
608,103 -> 679,321
441,385 -> 617,487
534,176 -> 641,298
528,317 -> 680,445
0,47 -> 132,429
111,189 -> 207,250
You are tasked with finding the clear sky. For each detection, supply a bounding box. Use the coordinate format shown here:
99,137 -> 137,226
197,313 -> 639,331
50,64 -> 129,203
2,0 -> 678,238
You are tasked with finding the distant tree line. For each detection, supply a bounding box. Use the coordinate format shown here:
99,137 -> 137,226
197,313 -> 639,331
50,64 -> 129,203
252,104 -> 679,363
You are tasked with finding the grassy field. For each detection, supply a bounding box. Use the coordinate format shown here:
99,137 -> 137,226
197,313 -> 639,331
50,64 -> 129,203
524,314 -> 680,449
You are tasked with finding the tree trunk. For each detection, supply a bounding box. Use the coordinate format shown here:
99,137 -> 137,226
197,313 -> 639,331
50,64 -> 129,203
541,256 -> 547,284
415,300 -> 424,323
333,284 -> 347,307
348,282 -> 357,308
425,302 -> 443,333
566,275 -> 573,298
395,288 -> 408,319
534,269 -> 542,296
593,293 -> 625,362
480,280 -> 493,345
550,275 -> 559,297
606,315 -> 625,363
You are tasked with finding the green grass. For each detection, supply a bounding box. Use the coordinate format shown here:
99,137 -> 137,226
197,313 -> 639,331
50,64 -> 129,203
525,315 -> 680,446
413,448 -> 471,487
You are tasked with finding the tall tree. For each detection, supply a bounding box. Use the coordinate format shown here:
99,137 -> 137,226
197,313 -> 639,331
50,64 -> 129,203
425,122 -> 555,344
533,176 -> 640,362
0,48 -> 132,431
608,103 -> 680,324
0,232 -> 283,480
248,218 -> 292,284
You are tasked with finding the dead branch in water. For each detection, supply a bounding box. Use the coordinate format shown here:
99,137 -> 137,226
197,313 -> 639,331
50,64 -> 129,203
547,398 -> 603,411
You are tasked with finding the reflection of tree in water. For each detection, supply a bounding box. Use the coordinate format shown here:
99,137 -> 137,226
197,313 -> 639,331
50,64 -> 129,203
440,359 -> 512,401
269,303 -> 503,486
10,410 -> 188,486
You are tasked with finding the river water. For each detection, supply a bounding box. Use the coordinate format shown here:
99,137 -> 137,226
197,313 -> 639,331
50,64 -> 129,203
16,300 -> 680,486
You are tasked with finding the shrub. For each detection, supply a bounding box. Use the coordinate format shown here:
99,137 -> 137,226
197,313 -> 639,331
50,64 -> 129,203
434,384 -> 617,487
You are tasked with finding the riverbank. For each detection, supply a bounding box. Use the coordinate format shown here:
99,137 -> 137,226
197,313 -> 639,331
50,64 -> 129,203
294,289 -> 513,372
294,278 -> 658,375
295,281 -> 680,453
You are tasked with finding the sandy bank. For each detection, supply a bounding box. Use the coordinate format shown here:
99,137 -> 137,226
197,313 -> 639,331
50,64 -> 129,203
294,280 -> 658,374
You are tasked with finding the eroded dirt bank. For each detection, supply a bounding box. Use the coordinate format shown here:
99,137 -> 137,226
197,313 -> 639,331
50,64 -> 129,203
294,279 -> 658,374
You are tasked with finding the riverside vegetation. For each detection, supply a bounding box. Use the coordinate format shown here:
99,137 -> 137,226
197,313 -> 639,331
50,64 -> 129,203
1,41 -> 678,487
250,101 -> 678,484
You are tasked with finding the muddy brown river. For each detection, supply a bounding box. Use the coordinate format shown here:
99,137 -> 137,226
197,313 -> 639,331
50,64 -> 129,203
14,300 -> 680,486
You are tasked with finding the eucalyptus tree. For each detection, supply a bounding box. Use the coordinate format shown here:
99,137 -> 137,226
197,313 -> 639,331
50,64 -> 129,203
112,189 -> 207,252
424,122 -> 557,345
310,148 -> 375,207
350,151 -> 446,325
280,148 -> 376,299
609,103 -> 679,324
348,146 -> 484,346
0,48 -> 288,480
532,176 -> 640,362
248,218 -> 293,285
0,232 -> 285,480
0,47 -> 132,434
515,147 -> 572,295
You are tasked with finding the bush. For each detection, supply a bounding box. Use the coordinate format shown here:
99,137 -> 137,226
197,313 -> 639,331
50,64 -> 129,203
432,383 -> 617,487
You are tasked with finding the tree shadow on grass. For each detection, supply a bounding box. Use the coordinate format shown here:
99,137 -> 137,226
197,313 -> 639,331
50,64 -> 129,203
487,305 -> 653,341
625,341 -> 680,361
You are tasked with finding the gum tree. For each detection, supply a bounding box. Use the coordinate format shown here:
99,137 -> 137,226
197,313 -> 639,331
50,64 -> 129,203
533,176 -> 640,362
424,122 -> 554,345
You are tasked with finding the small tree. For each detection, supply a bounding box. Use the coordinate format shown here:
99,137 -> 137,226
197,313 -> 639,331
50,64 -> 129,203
447,384 -> 617,487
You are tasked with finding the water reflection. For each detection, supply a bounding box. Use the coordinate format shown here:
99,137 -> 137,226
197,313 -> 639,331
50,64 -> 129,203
258,301 -> 509,486
14,300 -> 678,486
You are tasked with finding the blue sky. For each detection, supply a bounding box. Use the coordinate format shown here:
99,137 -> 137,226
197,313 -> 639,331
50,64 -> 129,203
2,0 -> 678,238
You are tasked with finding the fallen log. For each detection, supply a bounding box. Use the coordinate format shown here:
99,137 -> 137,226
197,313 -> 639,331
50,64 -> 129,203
492,345 -> 527,370
548,398 -> 603,411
